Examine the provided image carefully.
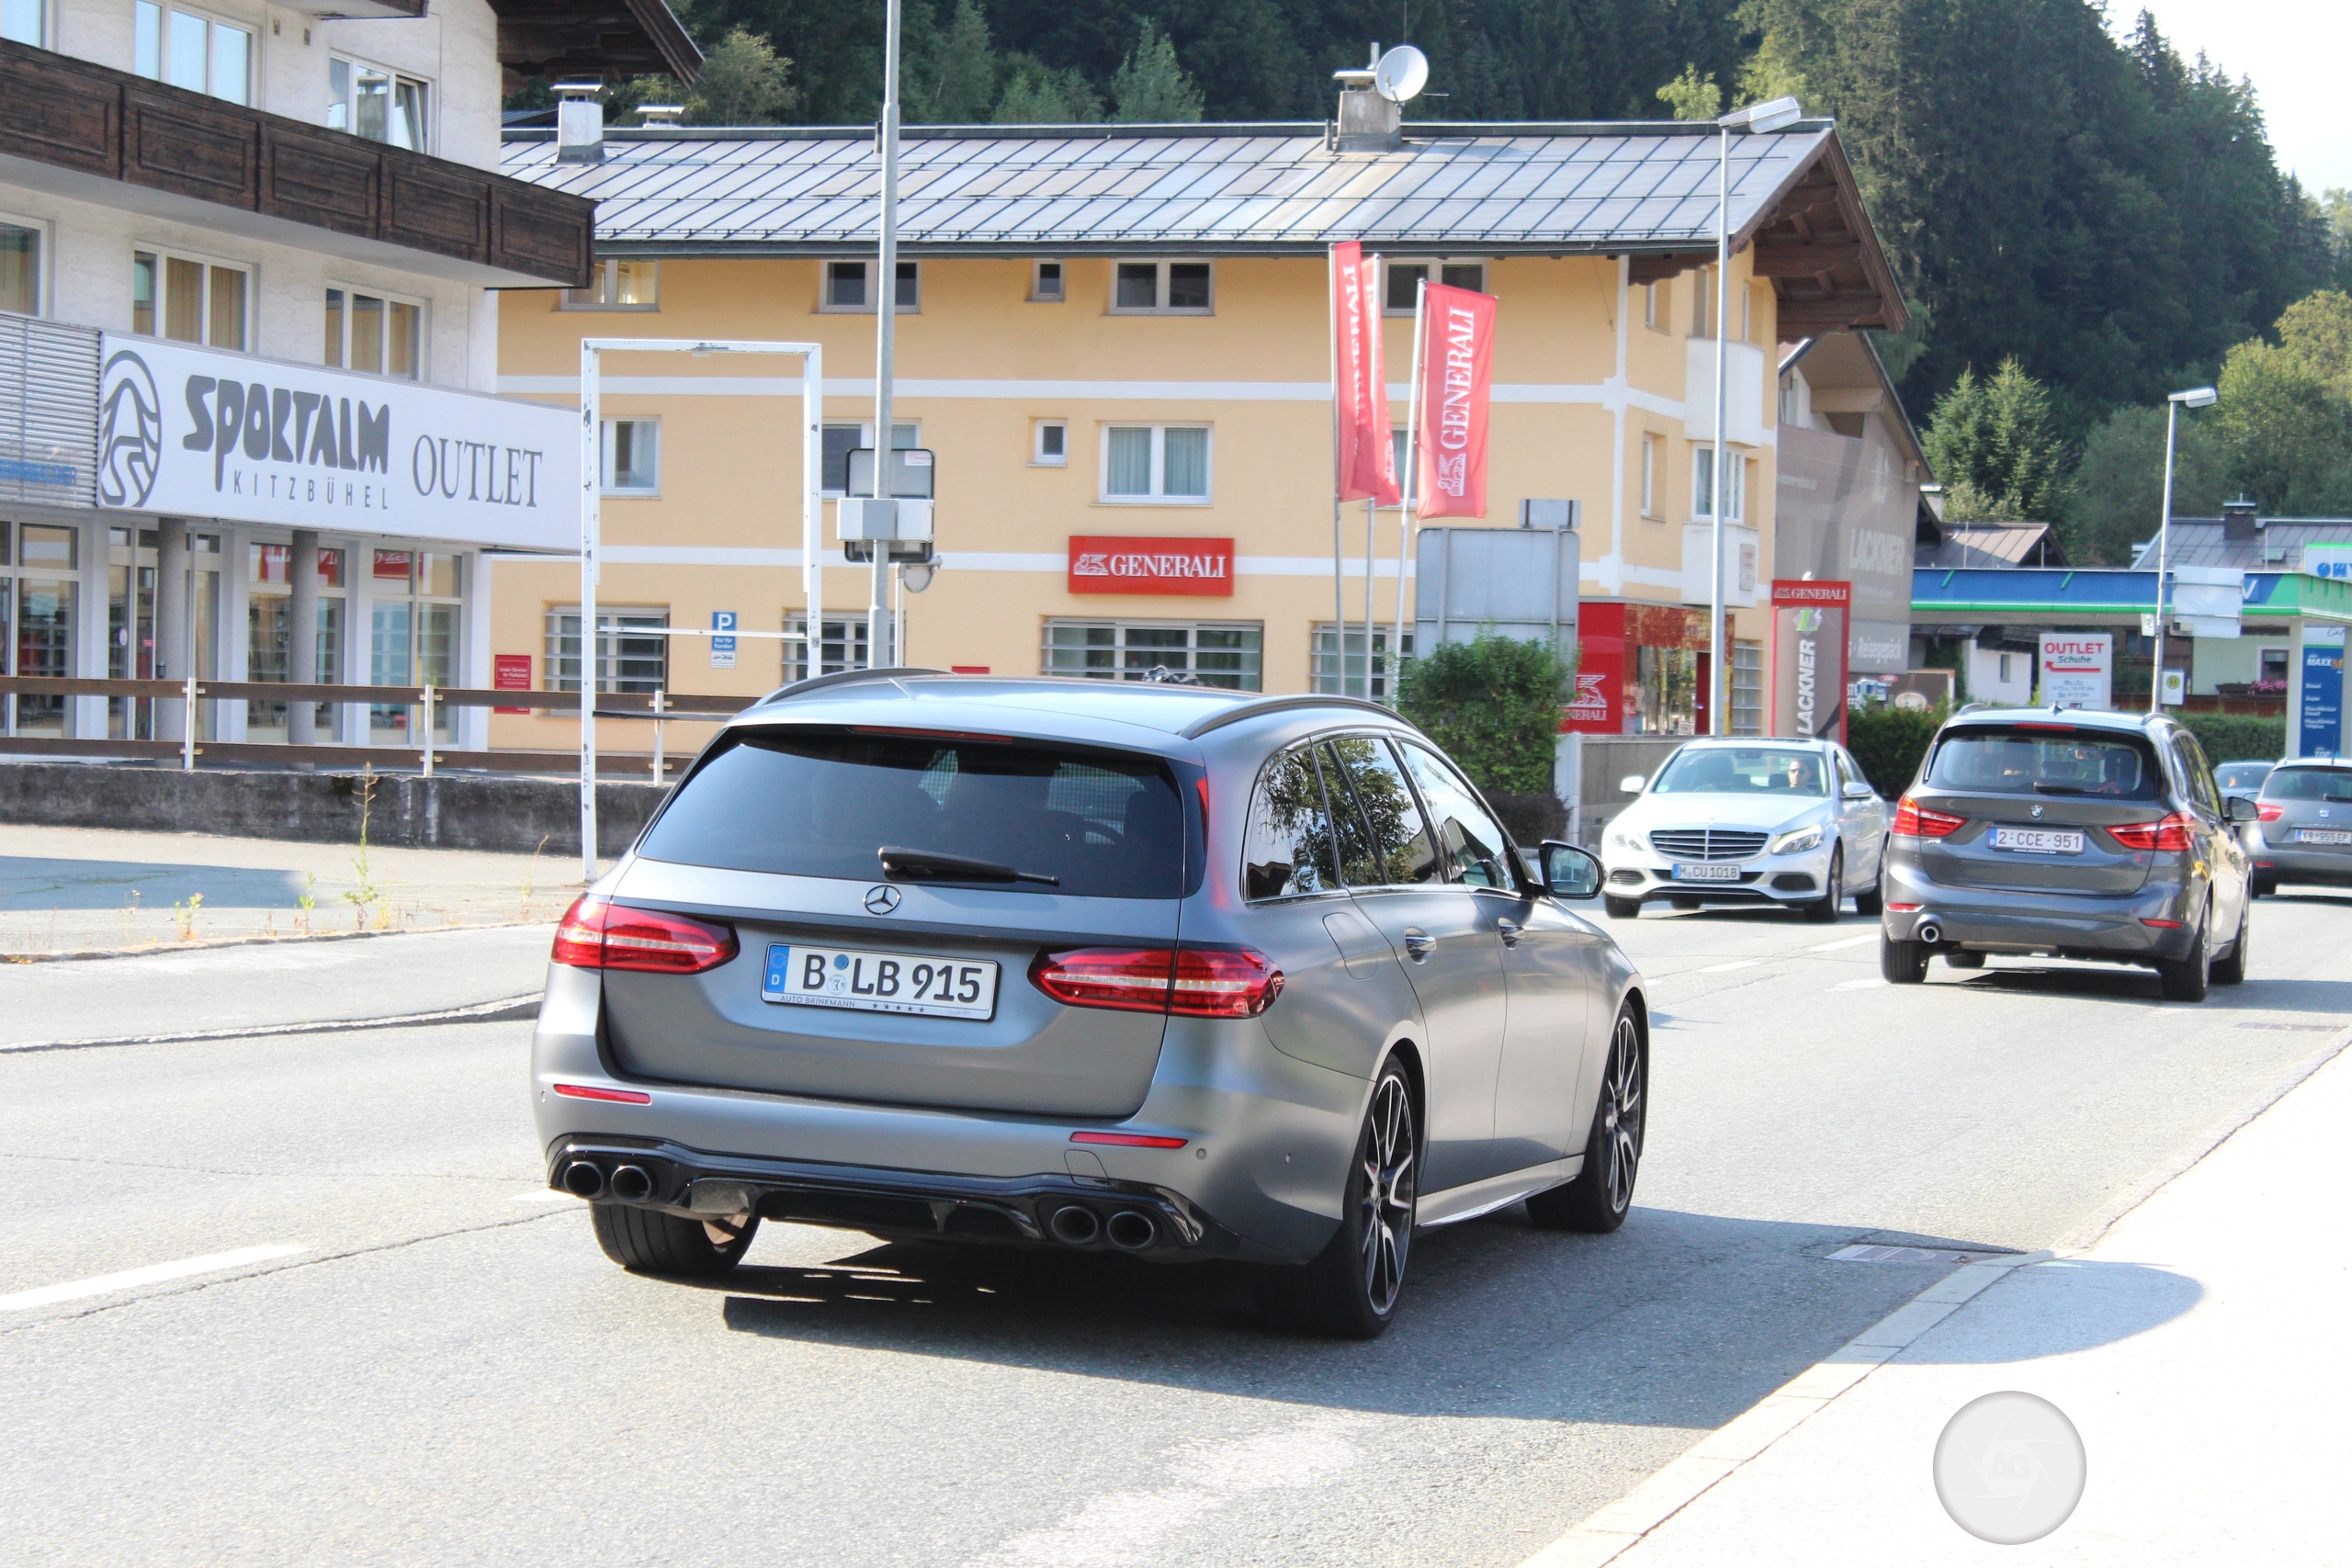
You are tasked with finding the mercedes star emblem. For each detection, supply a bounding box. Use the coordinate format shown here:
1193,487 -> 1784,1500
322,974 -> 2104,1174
864,885 -> 902,915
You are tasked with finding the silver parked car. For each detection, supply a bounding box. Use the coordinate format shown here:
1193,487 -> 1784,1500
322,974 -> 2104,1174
1600,737 -> 1890,921
533,673 -> 1648,1337
2246,758 -> 2352,896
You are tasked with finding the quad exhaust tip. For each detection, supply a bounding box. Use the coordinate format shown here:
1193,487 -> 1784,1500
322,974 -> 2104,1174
1105,1210 -> 1158,1251
560,1160 -> 605,1199
608,1164 -> 655,1203
1047,1206 -> 1101,1246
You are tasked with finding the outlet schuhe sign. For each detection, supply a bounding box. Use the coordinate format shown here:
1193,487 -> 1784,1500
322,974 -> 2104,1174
1068,536 -> 1235,596
95,336 -> 577,550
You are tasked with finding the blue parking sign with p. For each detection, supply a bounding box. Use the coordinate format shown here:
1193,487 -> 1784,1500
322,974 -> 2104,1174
711,610 -> 738,669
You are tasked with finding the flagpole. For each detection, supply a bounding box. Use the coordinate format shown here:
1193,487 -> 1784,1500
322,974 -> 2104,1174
1395,276 -> 1428,676
1328,245 -> 1345,696
1361,256 -> 1379,700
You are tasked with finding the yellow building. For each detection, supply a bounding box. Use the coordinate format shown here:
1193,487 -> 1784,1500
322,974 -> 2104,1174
487,108 -> 1902,761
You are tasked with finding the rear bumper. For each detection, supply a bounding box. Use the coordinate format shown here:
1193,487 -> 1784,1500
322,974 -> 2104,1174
2249,846 -> 2352,886
1879,861 -> 2199,961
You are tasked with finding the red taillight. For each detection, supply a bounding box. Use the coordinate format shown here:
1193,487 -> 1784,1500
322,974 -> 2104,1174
1887,902 -> 1923,912
2109,814 -> 2195,852
553,1083 -> 652,1104
1029,946 -> 1283,1019
2140,918 -> 2185,929
550,895 -> 738,974
1892,796 -> 1966,839
1070,1131 -> 1189,1148
2256,803 -> 2284,822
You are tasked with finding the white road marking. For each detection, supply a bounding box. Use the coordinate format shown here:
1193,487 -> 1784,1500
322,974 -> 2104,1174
1810,934 -> 1881,952
1697,960 -> 1761,973
1832,978 -> 1887,991
0,1245 -> 307,1312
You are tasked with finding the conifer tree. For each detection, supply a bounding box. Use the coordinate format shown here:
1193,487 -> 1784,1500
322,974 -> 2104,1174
1110,19 -> 1204,123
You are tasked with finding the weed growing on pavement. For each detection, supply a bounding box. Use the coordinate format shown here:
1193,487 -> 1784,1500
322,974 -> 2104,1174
298,873 -> 317,937
122,888 -> 141,947
175,891 -> 203,942
343,767 -> 381,930
514,834 -> 552,919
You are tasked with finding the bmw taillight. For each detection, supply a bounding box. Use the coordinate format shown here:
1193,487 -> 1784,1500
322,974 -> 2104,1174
2256,803 -> 2284,822
551,896 -> 738,974
1030,946 -> 1283,1019
2109,813 -> 2195,852
1892,795 -> 1966,839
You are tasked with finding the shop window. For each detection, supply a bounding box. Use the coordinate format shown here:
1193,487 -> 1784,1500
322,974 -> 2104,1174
1311,623 -> 1414,701
783,612 -> 893,682
134,0 -> 250,104
1,220 -> 40,316
822,260 -> 919,312
564,260 -> 659,310
1691,446 -> 1745,522
1634,644 -> 1699,735
373,551 -> 464,738
244,545 -> 346,739
546,605 -> 667,694
1043,620 -> 1261,690
1112,261 -> 1212,314
1031,260 -> 1064,301
1033,419 -> 1068,467
600,420 -> 660,494
329,57 -> 429,152
1102,423 -> 1210,502
821,421 -> 918,495
1731,638 -> 1764,736
132,249 -> 247,350
7,524 -> 78,738
2,0 -> 43,45
324,287 -> 423,378
1385,260 -> 1484,313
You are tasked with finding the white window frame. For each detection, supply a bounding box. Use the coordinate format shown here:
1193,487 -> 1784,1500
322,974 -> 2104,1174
324,282 -> 425,380
783,611 -> 894,682
1384,258 -> 1486,315
1311,623 -> 1415,701
546,606 -> 669,694
1030,259 -> 1065,302
560,258 -> 660,311
820,419 -> 920,497
132,244 -> 252,351
1032,418 -> 1069,467
820,259 -> 920,314
1643,280 -> 1667,332
1042,618 -> 1263,691
599,419 -> 661,495
2,0 -> 46,50
1640,432 -> 1661,518
327,54 -> 432,152
1690,266 -> 1719,339
1109,259 -> 1214,315
1099,423 -> 1212,504
0,210 -> 50,318
134,0 -> 252,105
1691,444 -> 1747,523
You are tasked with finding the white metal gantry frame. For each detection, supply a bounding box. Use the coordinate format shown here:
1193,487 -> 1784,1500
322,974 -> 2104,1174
577,338 -> 824,884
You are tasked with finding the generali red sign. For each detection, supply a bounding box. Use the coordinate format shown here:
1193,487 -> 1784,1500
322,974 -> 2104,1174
1068,536 -> 1235,596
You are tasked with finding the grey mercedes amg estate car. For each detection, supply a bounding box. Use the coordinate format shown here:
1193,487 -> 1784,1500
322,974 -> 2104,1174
532,671 -> 1645,1337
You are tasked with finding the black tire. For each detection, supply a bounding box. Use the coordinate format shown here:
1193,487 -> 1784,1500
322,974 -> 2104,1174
1604,894 -> 1642,919
1528,1004 -> 1645,1234
1802,849 -> 1844,923
1943,949 -> 1985,969
1256,1064 -> 1418,1338
2156,913 -> 2211,1003
1853,849 -> 1886,917
1881,928 -> 1929,983
592,1203 -> 759,1278
2211,904 -> 2250,986
2252,877 -> 2277,899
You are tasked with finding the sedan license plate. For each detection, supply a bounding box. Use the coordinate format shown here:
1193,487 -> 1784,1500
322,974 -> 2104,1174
1988,827 -> 2085,855
763,943 -> 999,1021
1671,862 -> 1745,882
2298,829 -> 2352,846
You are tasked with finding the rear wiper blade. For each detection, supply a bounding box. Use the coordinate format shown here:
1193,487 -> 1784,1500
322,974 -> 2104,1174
2031,783 -> 2089,795
877,845 -> 1059,886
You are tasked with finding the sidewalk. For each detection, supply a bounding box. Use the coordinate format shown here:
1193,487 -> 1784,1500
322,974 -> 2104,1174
1529,1032 -> 2352,1566
0,823 -> 582,956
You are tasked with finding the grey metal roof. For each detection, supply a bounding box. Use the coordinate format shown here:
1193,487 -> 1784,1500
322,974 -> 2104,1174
502,120 -> 1839,255
2128,518 -> 2352,571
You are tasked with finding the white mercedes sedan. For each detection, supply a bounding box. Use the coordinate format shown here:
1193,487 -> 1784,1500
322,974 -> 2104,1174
1600,738 -> 1890,921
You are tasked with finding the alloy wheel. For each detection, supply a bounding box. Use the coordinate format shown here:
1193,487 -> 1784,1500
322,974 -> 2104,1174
1600,1011 -> 1645,1213
1358,1075 -> 1417,1315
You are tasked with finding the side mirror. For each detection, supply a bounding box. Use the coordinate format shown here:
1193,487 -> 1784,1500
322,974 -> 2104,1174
1618,774 -> 1646,795
1842,782 -> 1877,802
2227,795 -> 2259,823
1539,840 -> 1603,900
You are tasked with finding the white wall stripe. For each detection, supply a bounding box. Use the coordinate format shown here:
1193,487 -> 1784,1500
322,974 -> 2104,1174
498,375 -> 1715,412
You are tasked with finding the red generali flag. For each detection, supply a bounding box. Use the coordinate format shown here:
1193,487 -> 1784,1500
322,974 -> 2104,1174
1417,281 -> 1497,519
1331,243 -> 1399,504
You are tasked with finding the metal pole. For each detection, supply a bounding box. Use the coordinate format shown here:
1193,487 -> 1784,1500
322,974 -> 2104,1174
1710,124 -> 1731,737
1328,245 -> 1344,694
650,687 -> 665,782
869,0 -> 901,671
181,675 -> 196,770
2153,400 -> 2177,712
420,685 -> 435,777
1362,254 -> 1381,701
1394,277 -> 1428,673
579,341 -> 600,884
804,345 -> 822,672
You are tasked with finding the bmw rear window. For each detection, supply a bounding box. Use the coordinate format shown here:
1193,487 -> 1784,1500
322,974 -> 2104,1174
1923,728 -> 2160,800
639,728 -> 1190,898
2261,766 -> 2352,801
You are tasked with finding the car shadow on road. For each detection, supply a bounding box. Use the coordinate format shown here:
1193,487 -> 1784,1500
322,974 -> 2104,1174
1946,964 -> 2352,1019
698,1202 -> 2199,1427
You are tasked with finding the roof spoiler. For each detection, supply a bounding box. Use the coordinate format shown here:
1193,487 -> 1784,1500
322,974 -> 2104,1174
750,667 -> 950,707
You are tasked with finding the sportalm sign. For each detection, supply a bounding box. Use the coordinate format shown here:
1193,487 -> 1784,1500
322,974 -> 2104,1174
96,336 -> 577,550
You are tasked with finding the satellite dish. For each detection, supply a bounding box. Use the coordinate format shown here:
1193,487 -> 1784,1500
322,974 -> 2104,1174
1373,45 -> 1429,104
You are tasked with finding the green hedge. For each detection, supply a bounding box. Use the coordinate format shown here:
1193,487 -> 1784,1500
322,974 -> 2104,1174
2176,713 -> 2286,762
1846,703 -> 1947,796
1396,634 -> 1575,795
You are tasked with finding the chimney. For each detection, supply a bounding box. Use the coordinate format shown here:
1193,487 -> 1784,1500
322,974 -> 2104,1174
555,81 -> 605,164
1332,47 -> 1400,152
636,104 -> 685,128
2222,495 -> 2259,545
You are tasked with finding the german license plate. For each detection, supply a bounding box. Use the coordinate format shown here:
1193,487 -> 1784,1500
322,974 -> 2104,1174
1671,862 -> 1744,882
1988,827 -> 2085,854
2298,829 -> 2352,846
763,943 -> 999,1021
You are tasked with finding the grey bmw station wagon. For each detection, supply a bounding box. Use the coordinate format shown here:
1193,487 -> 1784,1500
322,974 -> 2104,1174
533,671 -> 1647,1337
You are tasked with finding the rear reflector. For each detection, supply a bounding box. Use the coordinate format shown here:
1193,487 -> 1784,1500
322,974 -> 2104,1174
1030,945 -> 1283,1018
2140,918 -> 2185,930
2109,813 -> 2195,852
553,1083 -> 652,1104
552,896 -> 739,974
1887,902 -> 1923,912
1070,1131 -> 1188,1149
1892,796 -> 1966,839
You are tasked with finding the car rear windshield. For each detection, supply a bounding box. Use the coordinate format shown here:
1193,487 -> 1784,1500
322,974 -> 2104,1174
2214,761 -> 2274,791
639,728 -> 1187,898
1652,746 -> 1828,795
2261,766 -> 2352,801
1924,728 -> 2160,800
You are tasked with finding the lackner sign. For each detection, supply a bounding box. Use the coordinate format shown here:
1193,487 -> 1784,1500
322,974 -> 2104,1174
1068,536 -> 1235,596
96,336 -> 577,551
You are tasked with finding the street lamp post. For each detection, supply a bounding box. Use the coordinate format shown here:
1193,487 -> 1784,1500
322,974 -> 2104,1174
2152,386 -> 2219,708
1708,96 -> 1803,735
869,0 -> 903,669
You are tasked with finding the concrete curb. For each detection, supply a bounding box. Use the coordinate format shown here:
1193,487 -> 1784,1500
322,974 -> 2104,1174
2,919 -> 556,965
0,992 -> 544,1054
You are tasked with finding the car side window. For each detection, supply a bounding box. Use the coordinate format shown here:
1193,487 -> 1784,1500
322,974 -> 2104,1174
1396,740 -> 1515,889
2172,733 -> 2222,817
1240,745 -> 1340,900
1835,750 -> 1864,794
1319,736 -> 1442,888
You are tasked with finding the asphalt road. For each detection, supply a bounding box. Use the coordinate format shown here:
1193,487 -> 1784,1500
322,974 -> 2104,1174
5,892 -> 2348,1566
